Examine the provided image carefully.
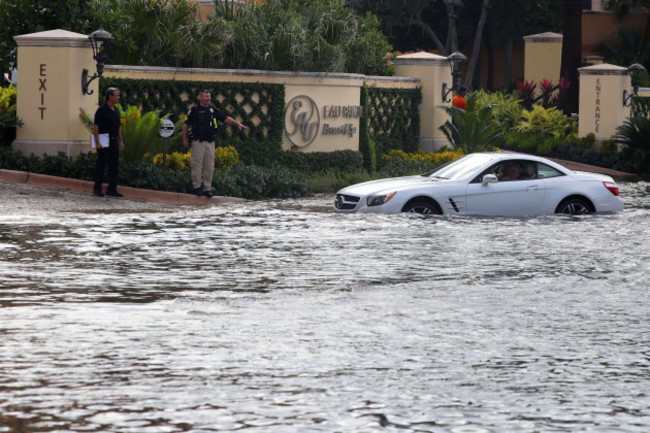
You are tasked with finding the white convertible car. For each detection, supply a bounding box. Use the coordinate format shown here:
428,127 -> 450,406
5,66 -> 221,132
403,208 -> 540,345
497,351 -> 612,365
334,153 -> 624,216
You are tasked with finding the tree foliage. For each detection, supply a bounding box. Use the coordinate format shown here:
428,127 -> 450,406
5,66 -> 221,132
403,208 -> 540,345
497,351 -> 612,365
88,0 -> 225,67
0,0 -> 92,73
0,0 -> 392,75
209,0 -> 392,74
438,93 -> 502,153
348,0 -> 563,89
611,116 -> 650,171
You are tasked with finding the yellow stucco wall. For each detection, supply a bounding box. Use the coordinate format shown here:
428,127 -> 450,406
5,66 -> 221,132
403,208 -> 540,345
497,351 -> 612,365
578,64 -> 631,141
105,66 -> 420,154
14,30 -> 99,156
12,30 -> 439,156
523,32 -> 563,88
392,53 -> 451,151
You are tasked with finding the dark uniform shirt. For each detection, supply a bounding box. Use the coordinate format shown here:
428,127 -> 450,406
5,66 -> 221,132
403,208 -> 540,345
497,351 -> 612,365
185,104 -> 227,142
94,104 -> 121,139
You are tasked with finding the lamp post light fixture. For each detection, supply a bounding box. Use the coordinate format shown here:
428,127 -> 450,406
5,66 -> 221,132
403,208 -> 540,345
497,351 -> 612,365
622,62 -> 646,107
441,51 -> 467,103
81,28 -> 113,95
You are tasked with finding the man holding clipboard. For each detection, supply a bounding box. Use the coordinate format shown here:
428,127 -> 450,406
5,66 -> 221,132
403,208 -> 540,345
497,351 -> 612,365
93,87 -> 124,197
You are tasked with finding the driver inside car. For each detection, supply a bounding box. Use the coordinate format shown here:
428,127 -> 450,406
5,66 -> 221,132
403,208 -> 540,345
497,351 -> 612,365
501,162 -> 523,181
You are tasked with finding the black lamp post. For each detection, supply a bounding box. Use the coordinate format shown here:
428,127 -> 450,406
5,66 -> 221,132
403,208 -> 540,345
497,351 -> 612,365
441,51 -> 467,103
81,29 -> 113,95
622,62 -> 646,107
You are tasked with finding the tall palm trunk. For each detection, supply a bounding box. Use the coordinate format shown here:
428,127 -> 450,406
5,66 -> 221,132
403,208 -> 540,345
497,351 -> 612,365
637,11 -> 650,63
560,0 -> 582,115
464,0 -> 490,89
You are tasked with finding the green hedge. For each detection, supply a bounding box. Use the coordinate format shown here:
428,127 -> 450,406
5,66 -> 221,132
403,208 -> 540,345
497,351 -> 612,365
0,147 -> 310,198
501,131 -> 641,175
100,78 -> 285,164
362,85 -> 421,157
278,150 -> 364,173
632,96 -> 650,118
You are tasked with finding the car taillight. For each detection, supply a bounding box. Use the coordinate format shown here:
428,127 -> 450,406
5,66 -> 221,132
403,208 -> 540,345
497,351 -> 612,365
603,181 -> 619,196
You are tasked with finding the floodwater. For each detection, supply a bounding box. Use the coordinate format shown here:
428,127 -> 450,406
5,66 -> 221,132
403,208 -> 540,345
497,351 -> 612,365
1,182 -> 649,432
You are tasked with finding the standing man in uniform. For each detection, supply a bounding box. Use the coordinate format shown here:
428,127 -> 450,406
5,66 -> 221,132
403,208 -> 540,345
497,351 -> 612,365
93,87 -> 124,197
183,89 -> 249,198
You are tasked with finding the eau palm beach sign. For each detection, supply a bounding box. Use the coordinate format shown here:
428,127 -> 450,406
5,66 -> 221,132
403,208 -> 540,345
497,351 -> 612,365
284,94 -> 362,151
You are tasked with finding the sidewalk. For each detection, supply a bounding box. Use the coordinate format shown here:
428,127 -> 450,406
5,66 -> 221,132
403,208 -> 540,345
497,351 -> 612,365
547,158 -> 637,180
0,169 -> 244,206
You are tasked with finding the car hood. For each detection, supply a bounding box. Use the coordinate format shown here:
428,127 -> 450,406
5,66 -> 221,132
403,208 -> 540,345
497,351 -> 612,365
338,175 -> 443,196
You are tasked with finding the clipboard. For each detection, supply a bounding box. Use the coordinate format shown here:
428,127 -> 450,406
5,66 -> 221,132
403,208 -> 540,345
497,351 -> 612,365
91,133 -> 109,149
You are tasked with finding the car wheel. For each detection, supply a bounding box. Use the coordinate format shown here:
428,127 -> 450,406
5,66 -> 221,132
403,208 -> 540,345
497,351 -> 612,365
556,197 -> 593,215
402,199 -> 442,214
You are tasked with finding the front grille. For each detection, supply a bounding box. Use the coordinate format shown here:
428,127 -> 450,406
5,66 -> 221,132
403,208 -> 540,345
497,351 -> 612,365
335,194 -> 360,210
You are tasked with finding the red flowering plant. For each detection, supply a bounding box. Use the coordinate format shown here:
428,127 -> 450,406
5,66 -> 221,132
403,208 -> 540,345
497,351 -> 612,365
539,79 -> 560,108
516,78 -> 570,110
516,79 -> 537,110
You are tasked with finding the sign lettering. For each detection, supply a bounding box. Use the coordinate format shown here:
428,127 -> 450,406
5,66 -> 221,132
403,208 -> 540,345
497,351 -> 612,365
38,64 -> 47,120
284,95 -> 320,149
594,78 -> 601,133
284,96 -> 363,149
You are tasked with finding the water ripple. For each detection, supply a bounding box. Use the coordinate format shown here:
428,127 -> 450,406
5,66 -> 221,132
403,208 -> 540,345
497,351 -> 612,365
1,183 -> 649,432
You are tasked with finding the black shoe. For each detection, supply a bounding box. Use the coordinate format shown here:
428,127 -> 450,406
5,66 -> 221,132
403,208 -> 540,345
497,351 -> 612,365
105,190 -> 123,198
203,190 -> 214,198
192,188 -> 202,196
93,189 -> 104,197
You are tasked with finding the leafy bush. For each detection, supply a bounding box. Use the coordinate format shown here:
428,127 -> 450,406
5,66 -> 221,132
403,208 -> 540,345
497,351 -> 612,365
278,150 -> 364,174
212,164 -> 308,199
500,130 -> 642,175
214,145 -> 240,169
119,105 -> 166,163
514,105 -> 577,139
611,116 -> 650,173
210,0 -> 393,75
472,90 -> 523,131
375,149 -> 464,177
119,162 -> 191,192
152,151 -> 191,171
381,149 -> 464,167
0,84 -> 22,145
152,145 -> 239,171
438,93 -> 503,153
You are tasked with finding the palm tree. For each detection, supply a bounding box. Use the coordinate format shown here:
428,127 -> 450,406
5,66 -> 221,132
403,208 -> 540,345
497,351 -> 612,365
611,116 -> 650,172
560,0 -> 582,115
438,93 -> 503,153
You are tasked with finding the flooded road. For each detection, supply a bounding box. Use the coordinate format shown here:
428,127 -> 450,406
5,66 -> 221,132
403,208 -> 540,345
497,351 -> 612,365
1,182 -> 649,432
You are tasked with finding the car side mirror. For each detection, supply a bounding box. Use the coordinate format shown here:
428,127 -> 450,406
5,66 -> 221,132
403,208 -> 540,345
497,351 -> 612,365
482,174 -> 498,186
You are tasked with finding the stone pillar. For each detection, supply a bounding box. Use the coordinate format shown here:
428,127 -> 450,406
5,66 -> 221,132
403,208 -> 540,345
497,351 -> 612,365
578,63 -> 630,141
393,52 -> 452,151
523,32 -> 562,88
13,29 -> 99,157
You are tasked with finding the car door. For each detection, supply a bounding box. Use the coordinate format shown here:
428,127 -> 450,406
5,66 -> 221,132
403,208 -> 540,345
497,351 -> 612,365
464,160 -> 546,216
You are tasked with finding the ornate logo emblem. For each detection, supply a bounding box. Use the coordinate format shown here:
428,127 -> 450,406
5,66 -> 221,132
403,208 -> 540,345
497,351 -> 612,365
284,95 -> 320,149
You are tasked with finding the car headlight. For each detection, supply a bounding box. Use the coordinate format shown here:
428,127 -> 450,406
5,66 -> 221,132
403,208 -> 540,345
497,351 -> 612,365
367,192 -> 396,207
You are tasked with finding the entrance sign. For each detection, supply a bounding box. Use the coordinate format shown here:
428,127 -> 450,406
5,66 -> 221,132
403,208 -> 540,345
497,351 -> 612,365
285,95 -> 320,148
284,95 -> 363,149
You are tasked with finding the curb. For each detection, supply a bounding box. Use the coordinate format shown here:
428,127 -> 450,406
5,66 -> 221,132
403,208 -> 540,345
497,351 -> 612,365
0,169 -> 244,206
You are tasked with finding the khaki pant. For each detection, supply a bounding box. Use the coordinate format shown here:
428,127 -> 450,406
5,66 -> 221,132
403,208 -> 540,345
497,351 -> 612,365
190,140 -> 215,191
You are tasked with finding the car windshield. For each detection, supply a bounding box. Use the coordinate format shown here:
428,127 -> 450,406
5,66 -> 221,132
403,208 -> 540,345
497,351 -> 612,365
424,154 -> 496,180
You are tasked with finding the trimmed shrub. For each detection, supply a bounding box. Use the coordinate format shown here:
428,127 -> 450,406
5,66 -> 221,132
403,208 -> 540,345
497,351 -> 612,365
278,150 -> 364,173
